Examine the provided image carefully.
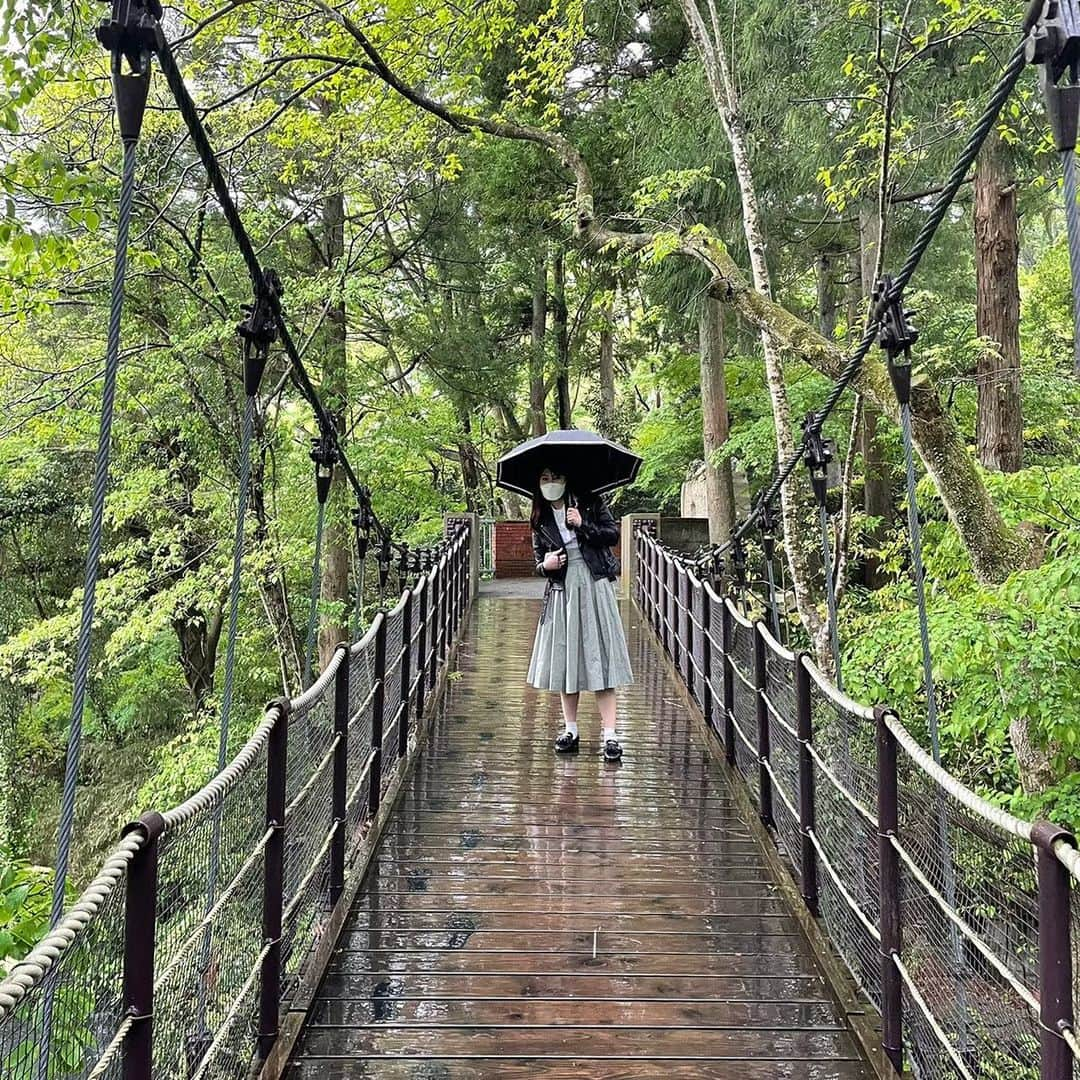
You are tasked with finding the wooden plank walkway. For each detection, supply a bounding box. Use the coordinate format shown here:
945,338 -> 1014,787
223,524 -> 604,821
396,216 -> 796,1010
285,591 -> 874,1079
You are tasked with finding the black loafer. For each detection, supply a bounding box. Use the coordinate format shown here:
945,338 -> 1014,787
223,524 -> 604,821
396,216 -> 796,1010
554,731 -> 580,754
603,738 -> 623,762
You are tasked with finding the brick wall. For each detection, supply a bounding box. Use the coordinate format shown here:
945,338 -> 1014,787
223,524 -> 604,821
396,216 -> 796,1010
493,519 -> 623,579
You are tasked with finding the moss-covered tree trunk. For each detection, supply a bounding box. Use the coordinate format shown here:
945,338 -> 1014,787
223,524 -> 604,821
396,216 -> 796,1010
974,130 -> 1023,472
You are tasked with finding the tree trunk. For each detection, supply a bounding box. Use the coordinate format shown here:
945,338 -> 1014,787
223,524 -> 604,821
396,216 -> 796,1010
597,273 -> 616,436
529,249 -> 548,436
700,294 -> 737,544
859,205 -> 893,589
552,246 -> 572,429
173,605 -> 224,713
816,251 -> 837,341
974,130 -> 1023,472
317,186 -> 351,669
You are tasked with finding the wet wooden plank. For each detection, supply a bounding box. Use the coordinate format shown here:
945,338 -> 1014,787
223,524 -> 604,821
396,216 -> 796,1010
287,1061 -> 873,1080
298,1025 -> 861,1057
286,596 -> 873,1080
309,996 -> 843,1027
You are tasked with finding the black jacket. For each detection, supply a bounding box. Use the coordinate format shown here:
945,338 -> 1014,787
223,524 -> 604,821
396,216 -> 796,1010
532,498 -> 620,584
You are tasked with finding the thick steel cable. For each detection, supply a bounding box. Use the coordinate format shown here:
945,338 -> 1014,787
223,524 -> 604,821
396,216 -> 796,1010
1062,149 -> 1080,377
153,40 -> 366,501
303,500 -> 326,687
818,505 -> 843,690
50,137 -> 138,928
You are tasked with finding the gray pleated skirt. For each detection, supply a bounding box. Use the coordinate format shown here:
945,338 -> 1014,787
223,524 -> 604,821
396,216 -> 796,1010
527,547 -> 634,694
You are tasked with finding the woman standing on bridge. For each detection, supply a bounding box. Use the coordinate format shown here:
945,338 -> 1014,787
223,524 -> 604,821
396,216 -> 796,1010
527,466 -> 633,762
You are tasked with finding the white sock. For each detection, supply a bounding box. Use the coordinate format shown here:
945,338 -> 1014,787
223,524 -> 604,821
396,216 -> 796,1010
603,727 -> 616,743
564,719 -> 579,737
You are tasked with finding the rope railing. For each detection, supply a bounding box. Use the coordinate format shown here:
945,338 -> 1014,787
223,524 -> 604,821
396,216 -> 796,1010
633,526 -> 1079,1080
0,522 -> 474,1080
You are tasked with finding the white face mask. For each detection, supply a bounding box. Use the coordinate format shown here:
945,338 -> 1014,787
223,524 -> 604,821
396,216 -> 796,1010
540,480 -> 566,502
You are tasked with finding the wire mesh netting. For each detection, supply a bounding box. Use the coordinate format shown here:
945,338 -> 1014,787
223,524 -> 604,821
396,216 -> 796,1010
0,532 -> 471,1080
380,602 -> 406,790
0,843 -> 133,1080
153,733 -> 271,1079
726,603 -> 760,805
805,669 -> 882,1010
762,638 -> 801,882
346,629 -> 377,844
690,577 -> 706,709
893,751 -> 1041,1080
630,530 -> 1080,1080
707,590 -> 724,741
281,657 -> 341,1009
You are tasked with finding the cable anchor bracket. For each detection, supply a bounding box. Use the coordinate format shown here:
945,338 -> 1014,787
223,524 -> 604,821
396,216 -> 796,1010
1027,1 -> 1080,150
237,268 -> 282,396
872,274 -> 918,408
95,0 -> 163,144
756,498 -> 779,561
310,433 -> 339,506
800,415 -> 833,508
730,531 -> 748,587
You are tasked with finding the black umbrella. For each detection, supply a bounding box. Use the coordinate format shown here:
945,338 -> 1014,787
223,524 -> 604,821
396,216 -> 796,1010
496,429 -> 642,498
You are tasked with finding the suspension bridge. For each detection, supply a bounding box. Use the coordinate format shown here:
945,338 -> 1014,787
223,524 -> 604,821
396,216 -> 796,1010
2,0 -> 1080,1077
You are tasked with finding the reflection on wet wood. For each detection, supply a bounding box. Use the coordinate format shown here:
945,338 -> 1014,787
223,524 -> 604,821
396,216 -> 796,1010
286,596 -> 873,1079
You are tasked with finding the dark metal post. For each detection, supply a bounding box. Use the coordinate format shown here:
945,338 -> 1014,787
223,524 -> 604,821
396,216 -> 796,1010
648,544 -> 656,630
369,613 -> 387,818
122,810 -> 165,1080
415,577 -> 429,722
428,562 -> 439,692
398,591 -> 413,759
796,655 -> 818,914
683,573 -> 694,687
669,565 -> 678,665
721,601 -> 735,766
258,698 -> 289,1060
876,705 -> 903,1075
1033,821 -> 1076,1080
701,583 -> 713,730
754,623 -> 774,828
440,555 -> 450,662
330,646 -> 349,904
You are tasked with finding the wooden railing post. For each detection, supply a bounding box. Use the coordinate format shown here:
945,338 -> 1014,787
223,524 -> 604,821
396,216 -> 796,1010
795,655 -> 818,915
721,601 -> 735,767
1033,821 -> 1075,1080
398,591 -> 413,759
122,811 -> 165,1080
258,698 -> 289,1061
754,623 -> 774,829
369,613 -> 388,818
330,647 -> 349,904
875,705 -> 903,1075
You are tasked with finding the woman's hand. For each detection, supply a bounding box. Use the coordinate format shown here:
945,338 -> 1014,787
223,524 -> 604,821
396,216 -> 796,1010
543,549 -> 567,572
565,507 -> 582,529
